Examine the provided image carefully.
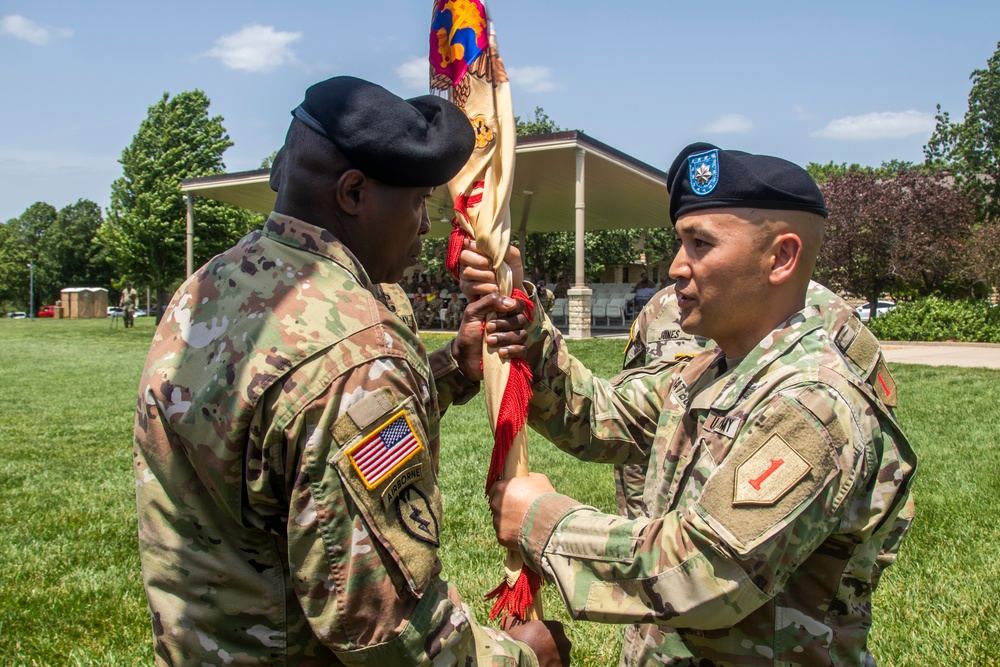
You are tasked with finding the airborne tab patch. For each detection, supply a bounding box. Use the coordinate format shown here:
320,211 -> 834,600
346,410 -> 423,490
733,434 -> 810,505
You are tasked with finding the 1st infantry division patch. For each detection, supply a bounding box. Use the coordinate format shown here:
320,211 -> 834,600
733,434 -> 811,505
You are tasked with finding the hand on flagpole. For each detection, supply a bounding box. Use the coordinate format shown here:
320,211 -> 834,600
489,473 -> 555,550
452,293 -> 531,381
458,239 -> 525,299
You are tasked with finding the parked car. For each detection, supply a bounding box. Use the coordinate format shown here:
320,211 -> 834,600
7,311 -> 27,319
107,306 -> 124,317
37,305 -> 57,318
134,308 -> 147,317
856,300 -> 895,322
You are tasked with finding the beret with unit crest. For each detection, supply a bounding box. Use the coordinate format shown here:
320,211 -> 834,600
666,142 -> 828,224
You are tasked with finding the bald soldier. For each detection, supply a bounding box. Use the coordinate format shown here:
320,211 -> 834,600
133,77 -> 569,666
469,142 -> 916,665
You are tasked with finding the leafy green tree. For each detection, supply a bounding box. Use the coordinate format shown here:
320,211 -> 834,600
0,220 -> 32,312
515,106 -> 562,136
259,150 -> 280,169
14,202 -> 62,305
48,199 -> 112,291
99,90 -> 257,319
817,166 -> 975,315
924,40 -> 1000,222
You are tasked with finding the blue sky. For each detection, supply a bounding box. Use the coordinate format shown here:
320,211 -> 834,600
1,0 -> 998,222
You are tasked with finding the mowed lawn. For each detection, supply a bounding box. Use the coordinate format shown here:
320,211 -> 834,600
0,318 -> 998,666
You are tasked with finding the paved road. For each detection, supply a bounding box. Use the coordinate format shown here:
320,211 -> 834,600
882,342 -> 1000,369
590,329 -> 1000,370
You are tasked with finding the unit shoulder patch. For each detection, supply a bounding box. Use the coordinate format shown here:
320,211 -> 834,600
733,434 -> 810,505
396,486 -> 440,546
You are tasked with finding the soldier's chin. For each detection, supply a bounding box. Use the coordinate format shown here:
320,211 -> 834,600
678,312 -> 700,335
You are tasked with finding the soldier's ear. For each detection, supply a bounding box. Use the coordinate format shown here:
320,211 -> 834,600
335,169 -> 368,217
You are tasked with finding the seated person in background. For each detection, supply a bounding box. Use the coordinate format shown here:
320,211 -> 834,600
629,283 -> 657,314
632,272 -> 653,292
446,292 -> 464,329
537,280 -> 556,312
552,276 -> 570,299
421,290 -> 444,329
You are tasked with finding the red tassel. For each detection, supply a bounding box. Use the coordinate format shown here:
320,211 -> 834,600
484,288 -> 537,494
444,183 -> 486,280
486,567 -> 542,621
444,220 -> 466,280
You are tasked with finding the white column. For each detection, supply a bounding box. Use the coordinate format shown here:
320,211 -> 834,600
185,194 -> 195,277
568,147 -> 592,338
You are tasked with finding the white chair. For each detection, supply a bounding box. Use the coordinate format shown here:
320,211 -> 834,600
591,298 -> 609,325
438,308 -> 448,329
606,297 -> 627,325
552,298 -> 567,323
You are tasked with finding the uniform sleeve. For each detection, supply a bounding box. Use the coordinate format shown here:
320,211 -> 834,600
282,351 -> 535,666
524,296 -> 675,465
518,385 -> 881,629
622,295 -> 656,371
428,339 -> 480,411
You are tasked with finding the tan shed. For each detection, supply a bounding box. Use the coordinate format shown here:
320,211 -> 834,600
60,287 -> 109,319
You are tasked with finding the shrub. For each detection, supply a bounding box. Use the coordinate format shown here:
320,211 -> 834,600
867,297 -> 1000,342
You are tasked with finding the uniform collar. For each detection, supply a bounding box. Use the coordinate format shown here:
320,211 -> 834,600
709,305 -> 824,411
261,212 -> 376,291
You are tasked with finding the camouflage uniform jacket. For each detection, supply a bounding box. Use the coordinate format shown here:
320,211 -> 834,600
121,287 -> 139,312
538,288 -> 555,313
519,301 -> 917,666
616,282 -> 909,522
134,213 -> 536,666
446,298 -> 465,329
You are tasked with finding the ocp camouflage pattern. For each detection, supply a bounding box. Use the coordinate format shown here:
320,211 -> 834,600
615,281 -> 909,524
134,212 -> 536,666
519,295 -> 917,666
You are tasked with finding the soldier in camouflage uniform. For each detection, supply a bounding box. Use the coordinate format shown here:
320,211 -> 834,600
475,142 -> 916,666
616,280 -> 907,523
422,291 -> 445,330
133,77 -> 569,666
120,281 -> 139,328
446,293 -> 464,329
536,281 -> 556,313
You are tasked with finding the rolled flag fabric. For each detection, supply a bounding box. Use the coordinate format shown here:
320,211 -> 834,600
430,0 -> 542,622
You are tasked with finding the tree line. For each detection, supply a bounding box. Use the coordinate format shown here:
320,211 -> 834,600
4,42 -> 1000,318
0,90 -> 259,317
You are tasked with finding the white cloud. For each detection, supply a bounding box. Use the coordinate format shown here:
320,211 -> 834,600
702,114 -> 753,134
0,14 -> 72,45
206,24 -> 301,73
397,57 -> 430,91
506,66 -> 555,92
812,110 -> 936,140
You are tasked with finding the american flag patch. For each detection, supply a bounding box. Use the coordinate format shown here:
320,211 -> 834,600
346,410 -> 423,490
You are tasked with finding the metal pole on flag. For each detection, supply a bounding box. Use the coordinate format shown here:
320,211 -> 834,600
430,0 -> 542,622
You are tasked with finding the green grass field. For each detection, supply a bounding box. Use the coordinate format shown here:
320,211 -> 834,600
0,318 -> 998,665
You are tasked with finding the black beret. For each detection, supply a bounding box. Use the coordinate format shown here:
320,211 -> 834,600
666,142 -> 828,224
291,76 -> 474,188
